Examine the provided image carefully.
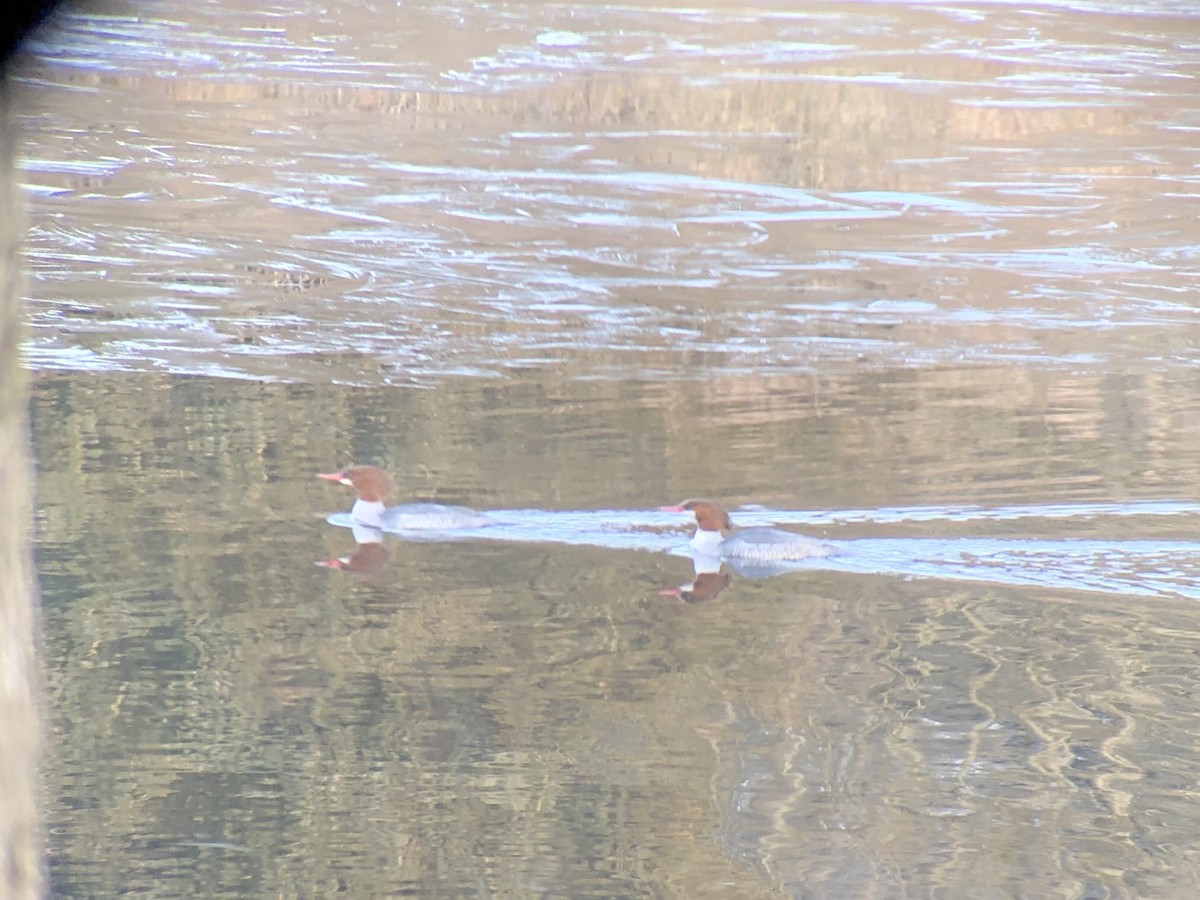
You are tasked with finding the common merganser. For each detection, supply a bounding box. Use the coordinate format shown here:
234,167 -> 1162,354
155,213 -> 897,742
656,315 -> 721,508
659,498 -> 836,560
318,465 -> 494,530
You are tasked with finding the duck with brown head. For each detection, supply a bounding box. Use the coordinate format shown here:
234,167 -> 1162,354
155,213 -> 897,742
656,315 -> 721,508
318,465 -> 494,531
660,498 -> 835,560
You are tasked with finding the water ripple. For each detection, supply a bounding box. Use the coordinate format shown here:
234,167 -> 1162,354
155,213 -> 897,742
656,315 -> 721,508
327,499 -> 1200,600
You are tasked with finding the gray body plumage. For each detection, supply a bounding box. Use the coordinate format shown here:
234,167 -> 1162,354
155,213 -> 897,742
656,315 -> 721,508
381,502 -> 495,531
719,526 -> 835,560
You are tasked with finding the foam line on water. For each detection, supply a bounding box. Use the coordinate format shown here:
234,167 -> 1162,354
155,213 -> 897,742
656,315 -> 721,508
325,509 -> 1200,600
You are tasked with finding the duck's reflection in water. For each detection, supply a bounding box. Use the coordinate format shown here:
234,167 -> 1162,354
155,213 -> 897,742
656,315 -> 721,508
316,523 -> 390,576
659,551 -> 823,603
658,552 -> 733,603
659,568 -> 734,604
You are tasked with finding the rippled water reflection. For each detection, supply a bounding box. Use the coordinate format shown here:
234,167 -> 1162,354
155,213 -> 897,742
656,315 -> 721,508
16,0 -> 1200,385
32,369 -> 1200,897
16,0 -> 1200,896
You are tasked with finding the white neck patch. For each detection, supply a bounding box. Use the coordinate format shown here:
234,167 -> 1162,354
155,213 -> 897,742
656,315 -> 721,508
689,528 -> 724,556
351,498 -> 386,529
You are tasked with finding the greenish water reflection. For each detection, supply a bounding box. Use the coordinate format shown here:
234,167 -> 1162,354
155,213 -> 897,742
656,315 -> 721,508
35,371 -> 1200,897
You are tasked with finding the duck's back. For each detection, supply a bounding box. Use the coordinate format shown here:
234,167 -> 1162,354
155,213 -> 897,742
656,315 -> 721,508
382,503 -> 494,531
721,526 -> 835,560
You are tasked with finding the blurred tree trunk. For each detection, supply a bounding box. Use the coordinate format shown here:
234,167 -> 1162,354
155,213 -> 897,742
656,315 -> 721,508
0,76 -> 45,899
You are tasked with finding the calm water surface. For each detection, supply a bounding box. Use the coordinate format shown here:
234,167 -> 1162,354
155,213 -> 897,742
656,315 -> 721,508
16,0 -> 1200,897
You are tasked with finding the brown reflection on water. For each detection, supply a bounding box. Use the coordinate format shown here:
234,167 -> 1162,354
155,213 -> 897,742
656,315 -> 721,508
686,577 -> 1200,897
32,370 -> 1200,896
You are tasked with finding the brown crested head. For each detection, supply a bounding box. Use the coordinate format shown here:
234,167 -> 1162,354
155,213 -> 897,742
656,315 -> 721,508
661,498 -> 735,534
317,465 -> 395,502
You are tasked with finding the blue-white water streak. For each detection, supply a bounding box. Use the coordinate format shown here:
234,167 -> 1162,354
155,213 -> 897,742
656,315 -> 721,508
326,500 -> 1200,600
